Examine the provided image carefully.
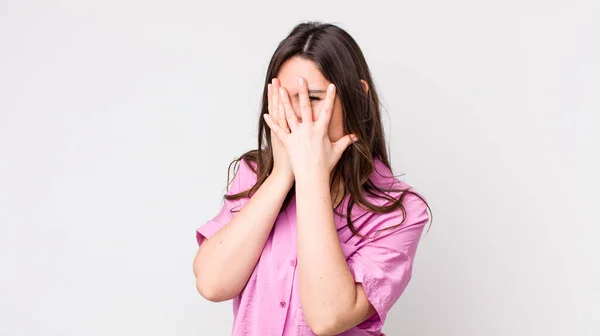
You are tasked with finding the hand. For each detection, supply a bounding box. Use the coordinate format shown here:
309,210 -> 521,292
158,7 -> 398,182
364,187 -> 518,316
267,78 -> 294,184
263,76 -> 358,181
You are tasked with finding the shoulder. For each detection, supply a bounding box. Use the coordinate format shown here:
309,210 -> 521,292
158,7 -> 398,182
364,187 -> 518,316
236,157 -> 258,178
369,157 -> 428,205
226,157 -> 258,195
354,158 -> 430,234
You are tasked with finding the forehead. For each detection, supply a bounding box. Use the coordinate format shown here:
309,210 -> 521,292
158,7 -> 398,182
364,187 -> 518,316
276,56 -> 330,90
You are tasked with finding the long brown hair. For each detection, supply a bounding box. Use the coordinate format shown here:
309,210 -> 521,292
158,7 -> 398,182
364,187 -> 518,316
222,21 -> 432,237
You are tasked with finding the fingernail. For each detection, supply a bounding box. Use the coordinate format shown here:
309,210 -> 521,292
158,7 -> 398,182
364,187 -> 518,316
298,77 -> 304,86
279,87 -> 285,96
352,135 -> 359,142
328,84 -> 335,93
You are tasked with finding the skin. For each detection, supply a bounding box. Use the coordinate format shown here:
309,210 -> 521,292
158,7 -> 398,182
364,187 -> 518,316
264,56 -> 375,335
273,56 -> 368,204
193,56 -> 374,335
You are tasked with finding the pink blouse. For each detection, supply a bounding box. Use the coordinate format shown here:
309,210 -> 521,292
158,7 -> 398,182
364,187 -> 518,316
196,157 -> 429,336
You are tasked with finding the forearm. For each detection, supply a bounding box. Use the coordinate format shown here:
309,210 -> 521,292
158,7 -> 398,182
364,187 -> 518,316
296,171 -> 358,330
194,173 -> 293,301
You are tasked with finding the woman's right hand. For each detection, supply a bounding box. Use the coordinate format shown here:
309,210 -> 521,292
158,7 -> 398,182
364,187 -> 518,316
267,78 -> 295,185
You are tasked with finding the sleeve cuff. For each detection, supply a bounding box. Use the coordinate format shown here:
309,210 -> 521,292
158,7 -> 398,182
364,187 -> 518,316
349,260 -> 387,331
196,219 -> 226,246
347,252 -> 412,332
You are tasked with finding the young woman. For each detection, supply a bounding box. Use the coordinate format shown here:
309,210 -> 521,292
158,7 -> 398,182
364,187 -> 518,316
193,21 -> 432,336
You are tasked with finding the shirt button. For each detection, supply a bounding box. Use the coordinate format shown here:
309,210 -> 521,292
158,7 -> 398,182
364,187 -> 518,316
290,259 -> 296,267
279,301 -> 286,308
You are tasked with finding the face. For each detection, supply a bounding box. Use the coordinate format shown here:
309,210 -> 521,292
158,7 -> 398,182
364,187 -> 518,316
275,56 -> 345,142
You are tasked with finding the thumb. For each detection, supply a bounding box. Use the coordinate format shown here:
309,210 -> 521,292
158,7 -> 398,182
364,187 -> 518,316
333,133 -> 358,155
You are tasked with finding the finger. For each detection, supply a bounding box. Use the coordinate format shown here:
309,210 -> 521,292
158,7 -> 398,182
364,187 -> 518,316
279,87 -> 300,129
277,104 -> 290,133
267,82 -> 273,114
272,78 -> 280,122
263,113 -> 289,145
268,81 -> 286,134
280,101 -> 296,132
317,84 -> 336,131
333,133 -> 358,155
275,87 -> 290,133
279,103 -> 300,132
297,76 -> 313,125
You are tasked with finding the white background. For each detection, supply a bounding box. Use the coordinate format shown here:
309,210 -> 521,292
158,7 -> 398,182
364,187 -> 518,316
1,1 -> 598,335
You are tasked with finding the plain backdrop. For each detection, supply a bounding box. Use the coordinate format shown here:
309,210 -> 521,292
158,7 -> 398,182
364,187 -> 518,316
1,1 -> 598,335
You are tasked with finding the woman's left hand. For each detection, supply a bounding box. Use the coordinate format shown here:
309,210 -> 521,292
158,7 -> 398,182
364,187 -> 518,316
262,76 -> 358,181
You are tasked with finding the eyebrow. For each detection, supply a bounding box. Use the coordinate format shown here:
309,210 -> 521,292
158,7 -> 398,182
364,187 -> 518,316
292,89 -> 327,97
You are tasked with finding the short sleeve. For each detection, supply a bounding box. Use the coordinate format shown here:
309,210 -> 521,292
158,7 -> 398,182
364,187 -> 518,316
195,158 -> 256,246
347,191 -> 430,331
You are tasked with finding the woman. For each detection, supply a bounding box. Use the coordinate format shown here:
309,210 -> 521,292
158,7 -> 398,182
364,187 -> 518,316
193,21 -> 431,336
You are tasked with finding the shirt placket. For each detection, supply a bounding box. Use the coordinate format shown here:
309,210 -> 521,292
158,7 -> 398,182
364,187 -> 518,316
273,197 -> 299,336
274,255 -> 296,335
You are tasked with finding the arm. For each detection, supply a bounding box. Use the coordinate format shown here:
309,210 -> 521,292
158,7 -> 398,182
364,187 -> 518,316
295,171 -> 376,335
296,171 -> 429,335
265,78 -> 427,334
193,169 -> 293,302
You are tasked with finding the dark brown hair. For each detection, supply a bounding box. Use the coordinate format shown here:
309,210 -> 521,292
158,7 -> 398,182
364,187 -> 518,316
222,21 -> 432,237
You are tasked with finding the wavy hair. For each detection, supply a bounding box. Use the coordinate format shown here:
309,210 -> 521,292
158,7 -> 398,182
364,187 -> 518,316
221,21 -> 432,237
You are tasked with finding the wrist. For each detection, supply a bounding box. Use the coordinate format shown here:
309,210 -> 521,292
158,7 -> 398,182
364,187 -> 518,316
267,171 -> 294,192
294,169 -> 330,189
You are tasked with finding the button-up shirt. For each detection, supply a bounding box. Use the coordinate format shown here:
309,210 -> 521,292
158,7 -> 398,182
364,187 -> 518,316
196,157 -> 429,335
